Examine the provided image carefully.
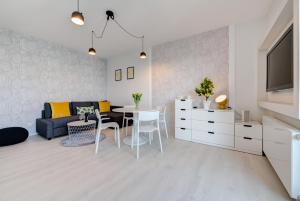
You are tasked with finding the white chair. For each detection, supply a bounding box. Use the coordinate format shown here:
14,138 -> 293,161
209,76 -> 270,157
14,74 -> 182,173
122,105 -> 135,136
95,109 -> 120,153
156,106 -> 169,138
133,111 -> 163,159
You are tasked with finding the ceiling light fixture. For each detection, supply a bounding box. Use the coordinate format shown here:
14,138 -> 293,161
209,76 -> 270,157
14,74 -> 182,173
88,31 -> 96,55
88,10 -> 147,59
71,0 -> 84,26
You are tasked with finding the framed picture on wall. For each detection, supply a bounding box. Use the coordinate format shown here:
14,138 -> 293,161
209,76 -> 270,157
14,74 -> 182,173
115,69 -> 122,81
127,66 -> 134,79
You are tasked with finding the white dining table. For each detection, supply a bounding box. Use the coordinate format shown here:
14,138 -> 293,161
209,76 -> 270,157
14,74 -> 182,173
112,107 -> 159,146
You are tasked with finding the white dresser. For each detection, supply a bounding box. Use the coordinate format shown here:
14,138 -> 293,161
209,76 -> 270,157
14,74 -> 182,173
175,98 -> 235,149
263,116 -> 300,199
191,109 -> 235,148
235,121 -> 262,155
175,98 -> 193,141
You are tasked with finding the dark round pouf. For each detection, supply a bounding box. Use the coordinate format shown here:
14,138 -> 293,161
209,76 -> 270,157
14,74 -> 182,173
0,127 -> 29,147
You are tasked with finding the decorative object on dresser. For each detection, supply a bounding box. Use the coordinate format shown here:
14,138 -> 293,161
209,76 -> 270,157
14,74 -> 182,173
175,98 -> 235,149
195,77 -> 214,110
235,121 -> 262,155
263,116 -> 300,199
241,110 -> 250,122
215,94 -> 228,109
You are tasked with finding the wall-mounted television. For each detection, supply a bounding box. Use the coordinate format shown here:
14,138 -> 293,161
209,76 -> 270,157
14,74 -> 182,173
266,24 -> 293,92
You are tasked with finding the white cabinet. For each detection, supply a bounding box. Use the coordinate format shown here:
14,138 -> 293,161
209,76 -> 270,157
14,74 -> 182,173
175,98 -> 192,141
263,116 -> 300,199
191,109 -> 235,148
235,121 -> 262,155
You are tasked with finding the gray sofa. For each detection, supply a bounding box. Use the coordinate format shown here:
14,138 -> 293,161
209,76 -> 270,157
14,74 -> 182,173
36,101 -> 131,140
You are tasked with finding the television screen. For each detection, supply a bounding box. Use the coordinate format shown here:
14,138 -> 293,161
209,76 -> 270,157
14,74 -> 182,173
267,25 -> 293,92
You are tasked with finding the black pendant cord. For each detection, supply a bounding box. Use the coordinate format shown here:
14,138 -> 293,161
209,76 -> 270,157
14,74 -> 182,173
77,0 -> 80,12
113,19 -> 144,39
93,19 -> 109,39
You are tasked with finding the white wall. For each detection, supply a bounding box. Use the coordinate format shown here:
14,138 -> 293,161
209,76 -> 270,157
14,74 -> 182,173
106,50 -> 151,108
0,29 -> 107,134
233,19 -> 266,121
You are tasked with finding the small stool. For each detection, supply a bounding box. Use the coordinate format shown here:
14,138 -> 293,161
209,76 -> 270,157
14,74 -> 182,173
0,127 -> 29,147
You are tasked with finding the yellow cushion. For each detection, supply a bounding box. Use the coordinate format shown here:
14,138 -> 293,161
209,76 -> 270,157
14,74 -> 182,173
49,102 -> 71,119
99,101 -> 110,113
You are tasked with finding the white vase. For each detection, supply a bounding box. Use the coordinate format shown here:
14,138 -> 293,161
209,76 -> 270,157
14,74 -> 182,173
203,100 -> 211,110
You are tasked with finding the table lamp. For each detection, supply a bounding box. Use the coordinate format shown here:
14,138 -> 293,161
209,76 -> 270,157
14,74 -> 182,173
215,95 -> 227,109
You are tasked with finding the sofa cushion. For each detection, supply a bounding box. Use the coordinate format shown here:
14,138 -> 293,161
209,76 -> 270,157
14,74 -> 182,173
99,101 -> 110,112
71,102 -> 93,115
50,102 -> 71,119
51,115 -> 79,129
76,106 -> 95,115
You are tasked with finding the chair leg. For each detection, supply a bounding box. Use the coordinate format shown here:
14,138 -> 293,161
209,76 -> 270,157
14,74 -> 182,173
125,119 -> 128,136
114,128 -> 117,143
95,132 -> 100,154
117,127 -> 120,148
157,125 -> 163,153
164,120 -> 169,138
122,114 -> 126,136
149,132 -> 152,144
136,131 -> 140,159
131,127 -> 134,149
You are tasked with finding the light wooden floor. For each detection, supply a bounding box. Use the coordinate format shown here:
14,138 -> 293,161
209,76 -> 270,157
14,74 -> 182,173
0,128 -> 292,201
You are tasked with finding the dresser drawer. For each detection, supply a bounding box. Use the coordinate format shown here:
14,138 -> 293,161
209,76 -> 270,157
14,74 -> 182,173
175,118 -> 191,129
264,140 -> 291,162
192,130 -> 234,147
264,125 -> 291,143
235,123 -> 262,139
192,110 -> 234,123
175,109 -> 191,120
192,120 -> 234,135
235,136 -> 262,155
175,128 -> 191,141
175,99 -> 192,110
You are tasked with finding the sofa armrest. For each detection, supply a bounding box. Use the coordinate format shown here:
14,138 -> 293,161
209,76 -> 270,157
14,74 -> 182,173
36,118 -> 54,139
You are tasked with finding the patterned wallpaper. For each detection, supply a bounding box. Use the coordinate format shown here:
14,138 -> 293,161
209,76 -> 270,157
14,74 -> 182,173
152,27 -> 229,135
0,29 -> 107,134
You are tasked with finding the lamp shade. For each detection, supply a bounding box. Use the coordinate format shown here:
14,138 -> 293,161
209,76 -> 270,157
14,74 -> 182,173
140,51 -> 147,59
71,11 -> 84,26
215,95 -> 227,109
88,48 -> 96,56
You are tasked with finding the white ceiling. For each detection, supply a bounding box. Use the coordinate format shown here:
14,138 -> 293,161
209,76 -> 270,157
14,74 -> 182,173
0,0 -> 273,59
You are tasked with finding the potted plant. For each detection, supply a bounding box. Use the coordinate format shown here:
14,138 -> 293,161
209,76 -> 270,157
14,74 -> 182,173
195,77 -> 214,110
132,92 -> 143,108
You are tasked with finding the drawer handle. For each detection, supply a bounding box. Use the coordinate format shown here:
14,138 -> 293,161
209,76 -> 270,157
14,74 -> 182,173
243,125 -> 252,127
180,128 -> 186,130
208,121 -> 214,124
208,110 -> 214,113
180,118 -> 186,120
243,137 -> 252,140
180,99 -> 186,102
208,131 -> 215,134
193,106 -> 197,109
180,109 -> 186,111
